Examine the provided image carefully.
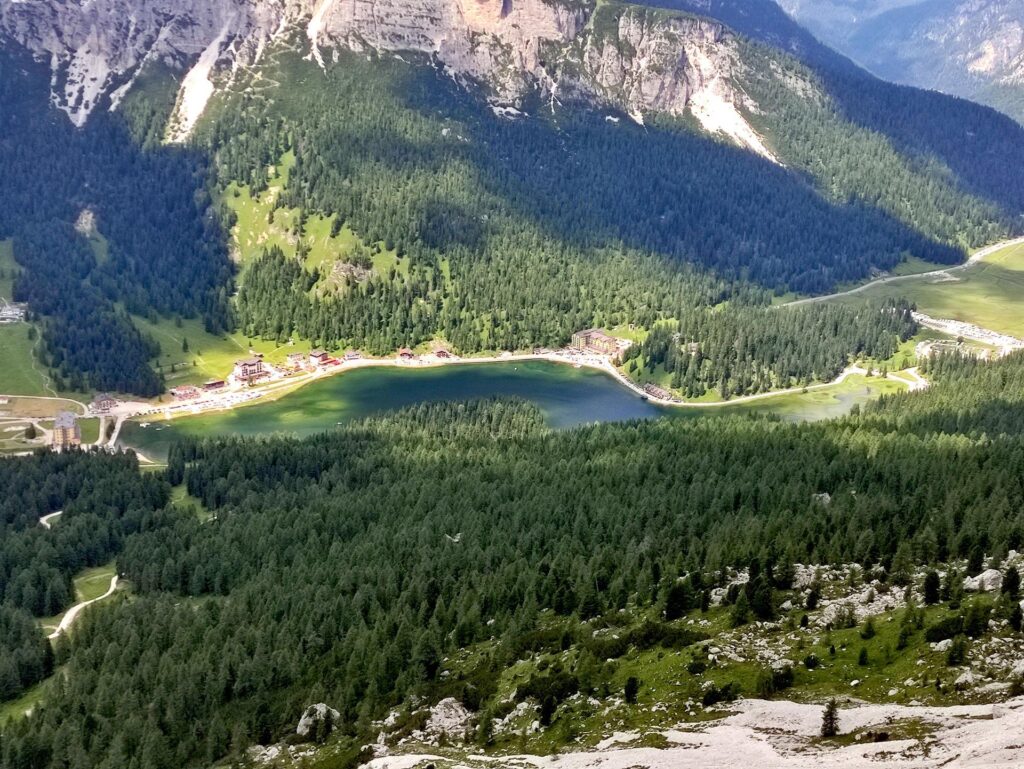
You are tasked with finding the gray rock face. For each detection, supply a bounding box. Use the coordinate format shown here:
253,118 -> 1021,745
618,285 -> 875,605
0,0 -> 283,126
1,0 -> 774,155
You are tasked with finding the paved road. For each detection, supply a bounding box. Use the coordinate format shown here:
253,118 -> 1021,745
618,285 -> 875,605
784,236 -> 1024,308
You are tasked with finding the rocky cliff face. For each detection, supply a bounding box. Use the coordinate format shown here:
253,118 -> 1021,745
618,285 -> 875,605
0,0 -> 774,156
0,0 -> 284,126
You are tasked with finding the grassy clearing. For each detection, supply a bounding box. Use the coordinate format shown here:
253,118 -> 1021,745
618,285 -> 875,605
74,563 -> 117,603
0,325 -> 50,396
224,150 -> 403,287
0,395 -> 84,419
685,374 -> 909,422
0,679 -> 49,725
0,239 -> 17,300
133,313 -> 295,389
833,241 -> 1024,338
78,417 -> 100,445
171,484 -> 213,522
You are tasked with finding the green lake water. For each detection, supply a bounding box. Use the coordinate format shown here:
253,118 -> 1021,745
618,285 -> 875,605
118,361 -> 891,461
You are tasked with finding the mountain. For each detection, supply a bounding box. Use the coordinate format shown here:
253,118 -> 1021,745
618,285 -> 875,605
0,0 -> 808,159
778,0 -> 1024,123
4,0 -> 1024,397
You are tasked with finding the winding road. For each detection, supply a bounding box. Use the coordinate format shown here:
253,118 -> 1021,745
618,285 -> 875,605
784,236 -> 1024,308
39,510 -> 63,529
47,576 -> 119,640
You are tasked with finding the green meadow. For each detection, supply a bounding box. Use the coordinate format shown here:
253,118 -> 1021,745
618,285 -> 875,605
833,240 -> 1024,338
0,325 -> 49,397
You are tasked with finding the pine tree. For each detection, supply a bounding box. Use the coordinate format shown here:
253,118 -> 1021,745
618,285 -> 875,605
821,699 -> 840,738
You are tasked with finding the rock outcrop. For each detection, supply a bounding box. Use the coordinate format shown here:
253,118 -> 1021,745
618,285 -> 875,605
1,0 -> 775,156
296,702 -> 340,736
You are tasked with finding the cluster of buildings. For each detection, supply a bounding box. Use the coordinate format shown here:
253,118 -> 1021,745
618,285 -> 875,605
230,348 -> 365,387
0,302 -> 26,325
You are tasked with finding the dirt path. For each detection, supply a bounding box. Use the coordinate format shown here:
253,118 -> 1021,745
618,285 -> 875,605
39,510 -> 63,530
47,575 -> 119,640
784,235 -> 1024,308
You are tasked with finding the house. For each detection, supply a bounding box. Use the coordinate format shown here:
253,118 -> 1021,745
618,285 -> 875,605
169,386 -> 200,400
90,393 -> 117,413
52,411 -> 81,450
343,350 -> 361,361
398,348 -> 415,360
203,380 -> 226,391
287,352 -> 308,371
434,346 -> 452,359
571,328 -> 631,361
310,349 -> 329,367
233,358 -> 265,384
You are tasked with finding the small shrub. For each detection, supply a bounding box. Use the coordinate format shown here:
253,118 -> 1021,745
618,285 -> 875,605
702,682 -> 741,707
624,676 -> 640,704
945,635 -> 968,667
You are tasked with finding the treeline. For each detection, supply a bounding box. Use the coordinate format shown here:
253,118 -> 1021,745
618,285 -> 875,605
0,606 -> 52,702
0,450 -> 168,619
0,47 -> 233,396
4,353 -> 1024,766
865,349 -> 1024,438
625,300 -> 916,398
12,225 -> 163,395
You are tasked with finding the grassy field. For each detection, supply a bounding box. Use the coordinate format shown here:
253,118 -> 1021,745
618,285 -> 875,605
132,313 -> 293,389
0,395 -> 83,419
700,374 -> 908,422
78,417 -> 100,445
0,325 -> 50,396
833,240 -> 1024,338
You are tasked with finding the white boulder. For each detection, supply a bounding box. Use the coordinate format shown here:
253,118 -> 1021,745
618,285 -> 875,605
963,569 -> 1002,593
297,703 -> 340,737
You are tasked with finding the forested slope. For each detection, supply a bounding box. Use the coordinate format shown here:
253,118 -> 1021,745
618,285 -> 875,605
201,45 -> 993,376
1,352 -> 1022,767
0,48 -> 233,396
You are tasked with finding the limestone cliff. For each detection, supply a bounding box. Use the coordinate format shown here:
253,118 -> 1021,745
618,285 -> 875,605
0,0 -> 775,157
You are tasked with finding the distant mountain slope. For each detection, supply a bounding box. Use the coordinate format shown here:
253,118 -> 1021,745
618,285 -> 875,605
779,0 -> 1024,123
